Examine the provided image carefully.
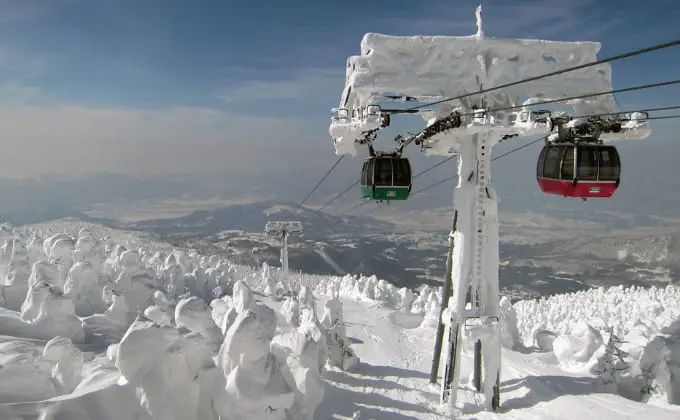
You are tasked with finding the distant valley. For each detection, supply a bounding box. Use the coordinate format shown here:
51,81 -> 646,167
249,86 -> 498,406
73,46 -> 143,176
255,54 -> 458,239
110,199 -> 680,302
1,170 -> 677,302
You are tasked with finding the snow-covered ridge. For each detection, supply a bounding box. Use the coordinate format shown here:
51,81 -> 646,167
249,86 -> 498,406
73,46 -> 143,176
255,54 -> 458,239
0,220 -> 679,418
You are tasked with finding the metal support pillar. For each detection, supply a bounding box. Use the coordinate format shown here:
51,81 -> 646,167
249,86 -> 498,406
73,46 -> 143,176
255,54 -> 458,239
430,210 -> 458,384
439,133 -> 501,411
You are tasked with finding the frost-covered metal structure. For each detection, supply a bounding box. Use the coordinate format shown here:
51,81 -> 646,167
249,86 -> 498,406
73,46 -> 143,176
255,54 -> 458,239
327,5 -> 651,412
264,221 -> 303,289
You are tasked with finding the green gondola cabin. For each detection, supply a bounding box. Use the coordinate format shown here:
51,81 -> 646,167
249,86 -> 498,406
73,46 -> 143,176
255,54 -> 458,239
360,156 -> 412,201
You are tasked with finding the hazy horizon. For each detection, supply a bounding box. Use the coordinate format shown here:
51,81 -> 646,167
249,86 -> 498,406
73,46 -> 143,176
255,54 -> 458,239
0,0 -> 678,179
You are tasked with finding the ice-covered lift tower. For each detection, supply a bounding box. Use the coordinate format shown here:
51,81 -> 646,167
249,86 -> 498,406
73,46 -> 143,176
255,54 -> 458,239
265,221 -> 303,292
328,5 -> 651,413
329,5 -> 649,155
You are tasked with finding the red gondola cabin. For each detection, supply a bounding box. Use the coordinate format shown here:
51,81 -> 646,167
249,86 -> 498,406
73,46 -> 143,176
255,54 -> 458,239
536,143 -> 621,199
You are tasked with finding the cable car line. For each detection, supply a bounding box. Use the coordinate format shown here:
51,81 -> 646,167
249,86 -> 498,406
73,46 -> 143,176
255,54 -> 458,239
322,76 -> 678,213
324,41 -> 680,209
403,38 -> 680,112
345,107 -> 680,215
641,114 -> 680,121
345,200 -> 369,215
402,113 -> 680,204
318,179 -> 359,211
352,134 -> 548,216
322,104 -> 680,213
462,79 -> 680,119
565,104 -> 680,120
341,156 -> 455,215
411,135 -> 546,196
488,136 -> 548,162
297,155 -> 345,209
324,47 -> 680,202
536,114 -> 680,200
395,79 -> 680,152
413,156 -> 457,180
356,100 -> 680,212
324,154 -> 458,213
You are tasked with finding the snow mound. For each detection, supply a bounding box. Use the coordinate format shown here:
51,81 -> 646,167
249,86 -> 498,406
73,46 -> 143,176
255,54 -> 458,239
515,284 -> 680,405
0,224 -> 339,419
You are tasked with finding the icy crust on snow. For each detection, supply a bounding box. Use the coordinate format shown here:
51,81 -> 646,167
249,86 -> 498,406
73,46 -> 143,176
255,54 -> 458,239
515,284 -> 680,405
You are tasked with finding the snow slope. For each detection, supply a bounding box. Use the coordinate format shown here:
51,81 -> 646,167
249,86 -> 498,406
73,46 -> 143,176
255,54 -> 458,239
0,220 -> 679,419
317,299 -> 680,419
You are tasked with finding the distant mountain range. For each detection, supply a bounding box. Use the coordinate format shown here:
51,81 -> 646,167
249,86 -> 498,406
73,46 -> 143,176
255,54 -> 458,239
1,131 -> 678,300
125,199 -> 680,301
2,131 -> 680,227
129,200 -> 394,239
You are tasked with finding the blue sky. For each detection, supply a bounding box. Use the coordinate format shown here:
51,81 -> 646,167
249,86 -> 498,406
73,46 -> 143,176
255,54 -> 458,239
0,0 -> 678,178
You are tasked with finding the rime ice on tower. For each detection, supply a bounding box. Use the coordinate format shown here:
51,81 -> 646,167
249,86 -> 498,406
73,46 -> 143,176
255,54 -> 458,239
330,15 -> 619,156
265,221 -> 303,298
326,4 -> 653,411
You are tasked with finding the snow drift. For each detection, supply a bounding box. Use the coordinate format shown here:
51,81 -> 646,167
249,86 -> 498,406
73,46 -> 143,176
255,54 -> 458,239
0,223 -> 362,419
1,220 -> 679,419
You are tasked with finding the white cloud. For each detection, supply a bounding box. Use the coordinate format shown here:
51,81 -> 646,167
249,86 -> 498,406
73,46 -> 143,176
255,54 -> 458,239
0,104 -> 331,178
217,67 -> 345,104
0,82 -> 50,106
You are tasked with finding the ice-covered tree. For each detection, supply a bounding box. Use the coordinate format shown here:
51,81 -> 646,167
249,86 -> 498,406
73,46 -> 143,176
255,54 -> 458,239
593,328 -> 629,391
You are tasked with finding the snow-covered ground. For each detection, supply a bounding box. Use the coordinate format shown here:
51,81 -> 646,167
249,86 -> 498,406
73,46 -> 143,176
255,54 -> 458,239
0,219 -> 679,419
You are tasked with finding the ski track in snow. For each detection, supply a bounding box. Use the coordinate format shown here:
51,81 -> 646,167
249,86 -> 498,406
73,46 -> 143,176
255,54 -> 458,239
318,299 -> 680,420
313,248 -> 346,276
315,299 -> 443,419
